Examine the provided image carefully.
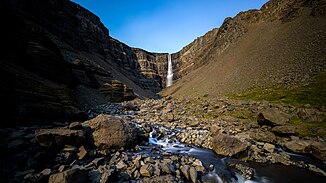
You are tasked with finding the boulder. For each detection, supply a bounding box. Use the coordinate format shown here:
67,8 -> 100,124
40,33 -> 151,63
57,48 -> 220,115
257,109 -> 291,127
83,115 -> 139,149
285,139 -> 312,154
212,134 -> 250,156
271,125 -> 301,136
285,140 -> 326,161
309,141 -> 326,161
180,165 -> 190,180
35,128 -> 85,147
48,168 -> 88,183
140,164 -> 154,177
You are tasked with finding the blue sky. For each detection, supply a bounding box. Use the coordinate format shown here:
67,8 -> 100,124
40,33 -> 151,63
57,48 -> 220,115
72,0 -> 268,53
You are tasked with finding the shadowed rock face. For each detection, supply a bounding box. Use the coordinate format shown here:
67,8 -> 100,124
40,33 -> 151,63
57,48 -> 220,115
0,0 -> 169,124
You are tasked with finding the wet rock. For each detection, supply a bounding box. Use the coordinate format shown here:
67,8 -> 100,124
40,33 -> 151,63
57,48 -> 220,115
202,172 -> 223,183
35,128 -> 85,147
83,114 -> 139,149
49,168 -> 88,183
230,163 -> 254,180
212,134 -> 250,156
308,164 -> 326,176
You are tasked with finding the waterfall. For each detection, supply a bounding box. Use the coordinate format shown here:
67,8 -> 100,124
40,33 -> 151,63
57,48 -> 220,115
166,54 -> 173,87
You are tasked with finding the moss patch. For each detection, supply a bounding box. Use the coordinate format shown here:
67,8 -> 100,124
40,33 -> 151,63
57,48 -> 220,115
232,72 -> 326,108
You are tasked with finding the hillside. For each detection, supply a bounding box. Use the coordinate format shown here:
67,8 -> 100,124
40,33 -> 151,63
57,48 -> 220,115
164,0 -> 326,107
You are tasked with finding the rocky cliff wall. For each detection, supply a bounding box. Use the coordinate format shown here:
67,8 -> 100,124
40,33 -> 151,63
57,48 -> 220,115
0,0 -> 168,123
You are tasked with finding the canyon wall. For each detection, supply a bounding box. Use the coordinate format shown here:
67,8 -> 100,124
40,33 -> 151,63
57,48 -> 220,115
0,0 -> 168,123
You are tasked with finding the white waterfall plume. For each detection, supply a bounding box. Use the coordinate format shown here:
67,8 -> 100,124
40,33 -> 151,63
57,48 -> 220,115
166,54 -> 173,87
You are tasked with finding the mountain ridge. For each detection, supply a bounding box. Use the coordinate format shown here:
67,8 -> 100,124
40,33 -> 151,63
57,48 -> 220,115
164,0 -> 326,107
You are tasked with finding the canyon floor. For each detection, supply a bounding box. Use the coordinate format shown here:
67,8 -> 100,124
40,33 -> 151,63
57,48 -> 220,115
1,96 -> 326,183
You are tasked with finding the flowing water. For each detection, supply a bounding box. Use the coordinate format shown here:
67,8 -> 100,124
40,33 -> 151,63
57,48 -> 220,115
166,54 -> 173,87
145,125 -> 326,183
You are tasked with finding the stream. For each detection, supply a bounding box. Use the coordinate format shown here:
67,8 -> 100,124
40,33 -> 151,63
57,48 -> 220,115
137,124 -> 326,183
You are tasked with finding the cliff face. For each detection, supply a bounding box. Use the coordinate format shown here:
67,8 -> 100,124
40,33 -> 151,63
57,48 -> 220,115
132,48 -> 168,92
171,0 -> 326,81
0,0 -> 168,123
164,0 -> 326,101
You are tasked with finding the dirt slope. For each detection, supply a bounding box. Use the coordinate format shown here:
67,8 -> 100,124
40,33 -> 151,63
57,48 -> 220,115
163,0 -> 326,107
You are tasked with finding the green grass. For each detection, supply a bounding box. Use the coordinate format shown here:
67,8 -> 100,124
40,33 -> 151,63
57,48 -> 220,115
232,72 -> 326,108
288,116 -> 326,137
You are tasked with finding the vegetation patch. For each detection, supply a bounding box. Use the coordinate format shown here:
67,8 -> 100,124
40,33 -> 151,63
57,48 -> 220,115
232,72 -> 326,108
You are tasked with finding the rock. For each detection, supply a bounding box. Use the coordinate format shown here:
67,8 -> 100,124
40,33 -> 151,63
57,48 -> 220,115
83,115 -> 139,149
271,125 -> 301,136
263,143 -> 275,153
140,175 -> 177,183
285,139 -> 312,154
297,108 -> 323,123
212,134 -> 250,156
7,139 -> 25,150
270,152 -> 291,165
249,130 -> 276,143
48,168 -> 88,183
308,141 -> 326,161
257,109 -> 291,127
180,165 -> 190,180
69,122 -> 83,130
77,146 -> 87,160
308,164 -> 326,176
192,159 -> 205,172
88,170 -> 102,183
140,164 -> 154,177
116,160 -> 127,170
160,163 -> 173,174
229,163 -> 254,180
189,167 -> 198,183
163,113 -> 174,122
284,139 -> 326,161
92,157 -> 105,167
35,128 -> 86,147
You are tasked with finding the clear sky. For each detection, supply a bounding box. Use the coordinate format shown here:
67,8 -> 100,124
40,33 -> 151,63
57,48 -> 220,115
72,0 -> 269,53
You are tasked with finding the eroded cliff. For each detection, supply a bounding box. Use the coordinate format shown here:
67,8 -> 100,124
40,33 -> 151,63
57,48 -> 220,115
0,0 -> 168,123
